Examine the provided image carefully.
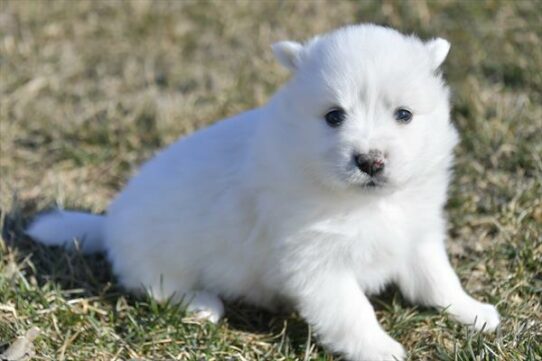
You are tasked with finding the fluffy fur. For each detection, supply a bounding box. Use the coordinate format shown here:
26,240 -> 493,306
27,24 -> 500,360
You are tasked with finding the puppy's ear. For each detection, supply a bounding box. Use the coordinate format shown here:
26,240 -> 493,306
425,38 -> 450,70
272,41 -> 303,71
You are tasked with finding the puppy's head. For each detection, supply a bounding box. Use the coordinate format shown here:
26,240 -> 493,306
272,25 -> 458,192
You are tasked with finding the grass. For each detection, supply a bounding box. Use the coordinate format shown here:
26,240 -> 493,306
1,0 -> 541,360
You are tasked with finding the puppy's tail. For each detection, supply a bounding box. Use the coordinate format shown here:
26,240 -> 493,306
26,211 -> 106,254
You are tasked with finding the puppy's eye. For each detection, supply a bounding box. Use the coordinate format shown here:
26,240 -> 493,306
394,108 -> 413,124
324,108 -> 346,127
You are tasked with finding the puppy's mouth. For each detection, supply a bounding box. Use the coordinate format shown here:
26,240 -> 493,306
336,163 -> 390,190
362,178 -> 386,188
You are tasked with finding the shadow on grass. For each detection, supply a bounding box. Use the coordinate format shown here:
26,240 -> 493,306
2,202 -> 118,299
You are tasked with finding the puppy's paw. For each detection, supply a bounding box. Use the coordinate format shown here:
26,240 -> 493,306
451,301 -> 500,332
469,302 -> 500,332
184,291 -> 224,324
190,308 -> 222,324
357,334 -> 406,361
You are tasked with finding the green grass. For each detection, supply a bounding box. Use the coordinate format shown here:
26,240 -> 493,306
1,0 -> 541,360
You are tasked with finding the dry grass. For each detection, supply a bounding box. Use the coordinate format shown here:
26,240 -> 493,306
1,0 -> 541,360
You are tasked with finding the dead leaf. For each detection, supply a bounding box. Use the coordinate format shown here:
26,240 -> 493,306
0,327 -> 40,361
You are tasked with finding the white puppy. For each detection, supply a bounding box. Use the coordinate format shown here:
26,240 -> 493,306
27,24 -> 500,361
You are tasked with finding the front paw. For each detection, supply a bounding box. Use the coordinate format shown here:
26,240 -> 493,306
450,300 -> 500,332
356,333 -> 406,361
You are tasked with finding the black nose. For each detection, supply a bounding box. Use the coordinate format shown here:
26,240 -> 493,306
354,153 -> 385,176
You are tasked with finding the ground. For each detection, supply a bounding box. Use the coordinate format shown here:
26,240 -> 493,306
0,1 -> 541,360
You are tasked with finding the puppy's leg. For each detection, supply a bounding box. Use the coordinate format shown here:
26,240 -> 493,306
397,233 -> 500,332
289,271 -> 405,361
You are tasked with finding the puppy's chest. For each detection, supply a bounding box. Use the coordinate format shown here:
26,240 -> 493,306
306,203 -> 411,276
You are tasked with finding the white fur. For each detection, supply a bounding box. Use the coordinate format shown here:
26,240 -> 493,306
27,24 -> 500,360
272,41 -> 304,71
27,211 -> 105,253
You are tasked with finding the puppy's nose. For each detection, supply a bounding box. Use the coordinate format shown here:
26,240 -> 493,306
354,153 -> 385,176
